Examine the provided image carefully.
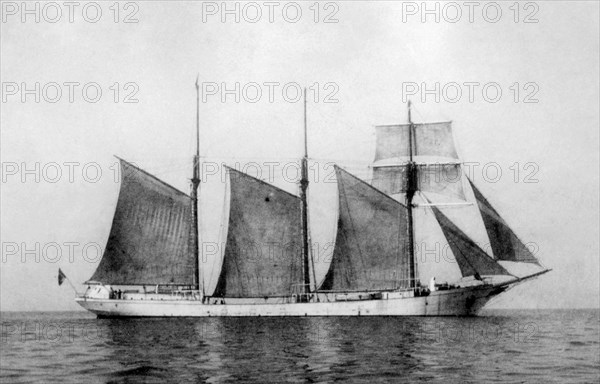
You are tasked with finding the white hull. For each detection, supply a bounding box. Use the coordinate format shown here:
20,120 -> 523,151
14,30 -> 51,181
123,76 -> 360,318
76,285 -> 503,317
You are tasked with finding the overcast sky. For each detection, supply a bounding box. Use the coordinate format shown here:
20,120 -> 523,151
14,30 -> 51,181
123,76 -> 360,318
1,1 -> 598,311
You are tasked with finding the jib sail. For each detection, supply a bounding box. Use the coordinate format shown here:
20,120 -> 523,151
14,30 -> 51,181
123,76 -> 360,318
430,206 -> 511,278
469,179 -> 540,264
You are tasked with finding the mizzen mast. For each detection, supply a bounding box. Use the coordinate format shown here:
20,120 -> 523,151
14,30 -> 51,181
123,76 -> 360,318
191,76 -> 201,291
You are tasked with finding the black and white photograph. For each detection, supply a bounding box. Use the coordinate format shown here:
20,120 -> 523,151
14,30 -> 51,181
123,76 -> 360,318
1,1 -> 599,382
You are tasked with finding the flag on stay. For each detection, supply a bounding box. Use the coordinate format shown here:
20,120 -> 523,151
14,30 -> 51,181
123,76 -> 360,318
58,268 -> 67,286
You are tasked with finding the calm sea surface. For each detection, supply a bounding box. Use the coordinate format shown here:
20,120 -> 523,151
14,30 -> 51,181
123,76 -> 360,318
1,309 -> 598,383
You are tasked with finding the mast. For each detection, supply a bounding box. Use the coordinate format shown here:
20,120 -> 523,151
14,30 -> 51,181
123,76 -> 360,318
406,101 -> 417,288
191,76 -> 201,291
300,88 -> 311,294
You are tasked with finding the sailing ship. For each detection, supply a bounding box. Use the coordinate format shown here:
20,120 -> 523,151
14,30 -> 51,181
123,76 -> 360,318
74,85 -> 549,317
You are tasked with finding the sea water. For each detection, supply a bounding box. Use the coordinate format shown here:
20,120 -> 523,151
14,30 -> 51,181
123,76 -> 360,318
1,309 -> 598,383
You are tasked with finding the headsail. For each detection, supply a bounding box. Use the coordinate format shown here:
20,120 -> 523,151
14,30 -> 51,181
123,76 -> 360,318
430,206 -> 511,278
213,168 -> 303,297
320,166 -> 411,291
469,179 -> 540,264
89,159 -> 197,285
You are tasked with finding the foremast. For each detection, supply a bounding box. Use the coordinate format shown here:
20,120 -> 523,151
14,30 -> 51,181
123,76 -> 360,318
191,77 -> 201,291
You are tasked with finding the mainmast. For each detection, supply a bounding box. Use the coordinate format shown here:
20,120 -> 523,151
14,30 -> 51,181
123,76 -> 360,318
406,101 -> 417,288
300,89 -> 311,294
191,77 -> 201,291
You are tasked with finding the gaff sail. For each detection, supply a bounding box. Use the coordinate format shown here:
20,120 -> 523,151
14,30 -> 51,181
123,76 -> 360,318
430,206 -> 511,278
89,159 -> 197,285
213,168 -> 303,298
320,166 -> 411,291
469,179 -> 540,264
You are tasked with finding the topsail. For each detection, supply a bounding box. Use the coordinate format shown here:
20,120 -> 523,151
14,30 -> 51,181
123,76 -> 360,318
372,163 -> 465,200
372,122 -> 465,200
374,122 -> 459,161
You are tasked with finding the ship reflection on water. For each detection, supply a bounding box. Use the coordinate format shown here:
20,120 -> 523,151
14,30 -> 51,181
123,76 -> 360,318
100,316 -> 430,382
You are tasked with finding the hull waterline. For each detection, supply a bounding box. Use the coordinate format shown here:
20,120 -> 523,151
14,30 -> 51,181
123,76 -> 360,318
76,285 -> 503,318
